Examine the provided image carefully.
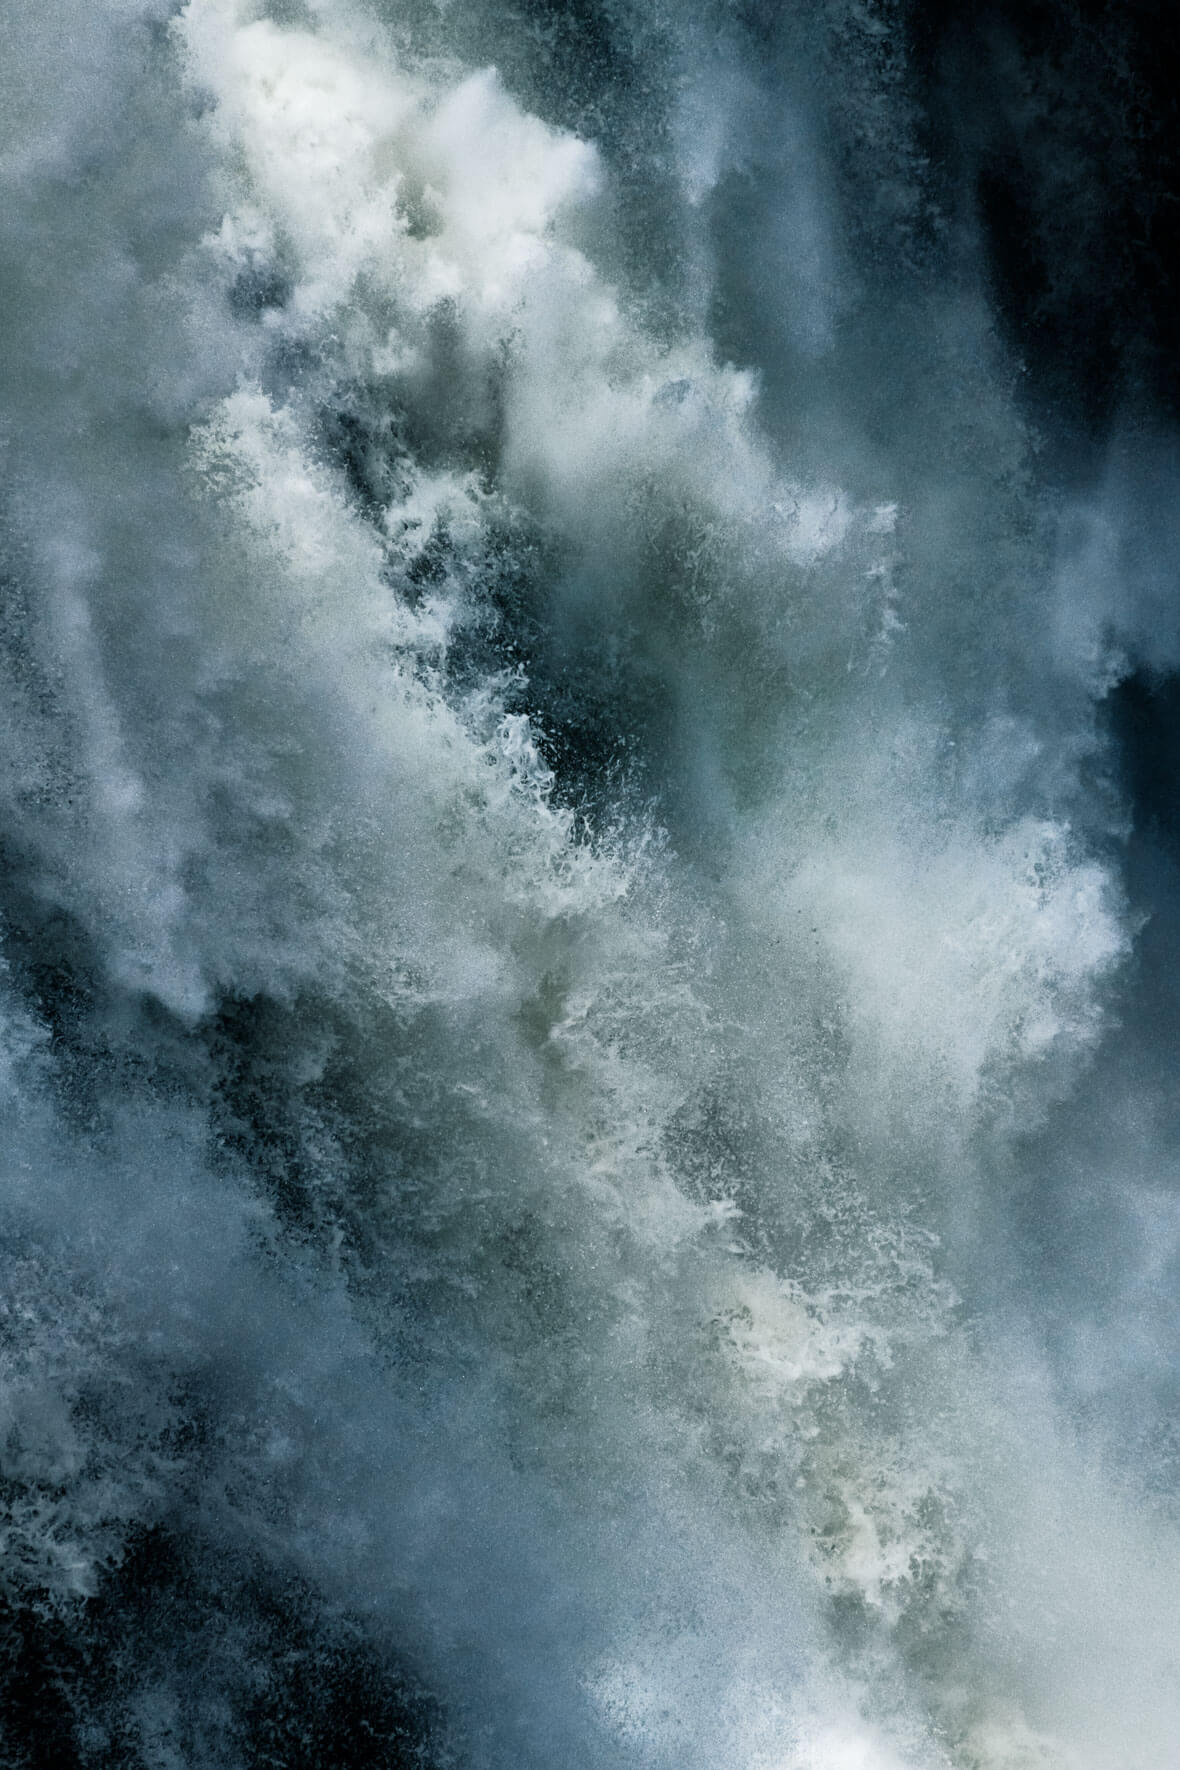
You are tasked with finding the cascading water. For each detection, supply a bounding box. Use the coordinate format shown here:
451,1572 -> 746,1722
3,2 -> 1179,1766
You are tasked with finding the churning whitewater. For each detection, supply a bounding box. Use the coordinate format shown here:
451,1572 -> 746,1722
2,0 -> 1179,1765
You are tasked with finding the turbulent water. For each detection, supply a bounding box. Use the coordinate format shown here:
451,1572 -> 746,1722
3,1 -> 1180,1764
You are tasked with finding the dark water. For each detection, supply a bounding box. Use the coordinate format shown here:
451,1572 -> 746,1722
2,3 -> 1179,1765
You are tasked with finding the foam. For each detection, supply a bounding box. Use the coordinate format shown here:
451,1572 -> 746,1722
3,1 -> 1178,1765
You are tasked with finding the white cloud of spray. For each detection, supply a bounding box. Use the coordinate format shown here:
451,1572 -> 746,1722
2,1 -> 1179,1767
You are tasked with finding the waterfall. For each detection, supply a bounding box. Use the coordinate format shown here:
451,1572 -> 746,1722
3,3 -> 1179,1765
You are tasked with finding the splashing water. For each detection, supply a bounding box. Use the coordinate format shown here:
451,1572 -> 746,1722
2,1 -> 1179,1766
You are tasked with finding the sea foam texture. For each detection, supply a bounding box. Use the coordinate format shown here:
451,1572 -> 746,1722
2,2 -> 1178,1767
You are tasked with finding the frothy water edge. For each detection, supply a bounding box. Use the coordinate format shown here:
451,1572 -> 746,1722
2,3 -> 1179,1766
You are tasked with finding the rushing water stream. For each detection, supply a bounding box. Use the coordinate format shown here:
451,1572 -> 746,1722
3,2 -> 1180,1765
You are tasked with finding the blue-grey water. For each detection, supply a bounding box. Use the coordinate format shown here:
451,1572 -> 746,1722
3,3 -> 1180,1765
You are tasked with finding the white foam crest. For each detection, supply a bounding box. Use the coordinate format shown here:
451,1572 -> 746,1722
741,801 -> 1126,1125
179,0 -> 871,591
186,383 -> 635,994
182,4 -> 601,327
